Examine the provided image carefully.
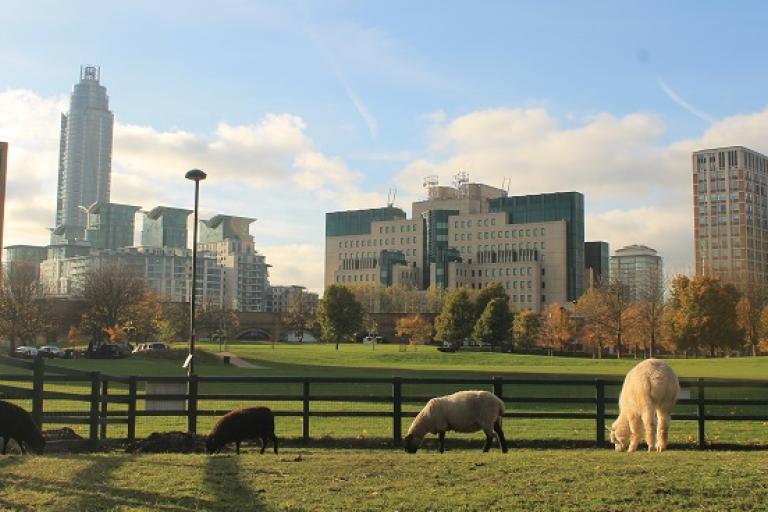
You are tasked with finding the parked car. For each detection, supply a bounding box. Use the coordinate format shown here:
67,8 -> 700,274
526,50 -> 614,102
362,336 -> 383,344
437,341 -> 458,353
14,346 -> 38,358
132,342 -> 170,353
38,346 -> 64,358
84,343 -> 127,359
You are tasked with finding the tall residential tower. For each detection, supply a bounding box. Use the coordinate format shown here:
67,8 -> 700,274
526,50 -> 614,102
53,66 -> 114,242
693,146 -> 768,285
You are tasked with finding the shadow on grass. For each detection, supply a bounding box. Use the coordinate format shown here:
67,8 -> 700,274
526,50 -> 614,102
18,454 -> 204,511
203,455 -> 268,511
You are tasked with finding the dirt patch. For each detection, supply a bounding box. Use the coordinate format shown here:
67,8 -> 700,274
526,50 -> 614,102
43,427 -> 84,441
129,431 -> 207,454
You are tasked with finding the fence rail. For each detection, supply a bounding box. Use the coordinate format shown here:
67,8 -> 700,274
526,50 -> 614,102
1,356 -> 767,449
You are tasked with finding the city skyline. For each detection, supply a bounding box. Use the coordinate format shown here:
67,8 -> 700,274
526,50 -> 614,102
2,2 -> 768,292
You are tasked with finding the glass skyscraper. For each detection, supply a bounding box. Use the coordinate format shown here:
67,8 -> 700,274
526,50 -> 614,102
53,66 -> 114,240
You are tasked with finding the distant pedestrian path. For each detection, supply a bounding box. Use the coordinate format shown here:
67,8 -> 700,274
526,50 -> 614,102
214,352 -> 269,369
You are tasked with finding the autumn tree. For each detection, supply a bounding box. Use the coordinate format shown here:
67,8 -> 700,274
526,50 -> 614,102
434,288 -> 475,348
473,297 -> 512,349
158,302 -> 189,344
317,285 -> 364,350
77,263 -> 146,347
632,275 -> 667,357
396,314 -> 433,345
576,281 -> 632,358
539,303 -> 573,353
0,262 -> 43,355
664,275 -> 743,357
736,281 -> 767,357
513,310 -> 541,350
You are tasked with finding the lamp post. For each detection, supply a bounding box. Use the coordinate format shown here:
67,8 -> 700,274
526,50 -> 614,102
185,169 -> 207,376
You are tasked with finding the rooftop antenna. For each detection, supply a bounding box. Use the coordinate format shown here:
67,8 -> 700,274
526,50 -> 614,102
453,170 -> 469,198
423,175 -> 439,199
387,187 -> 396,207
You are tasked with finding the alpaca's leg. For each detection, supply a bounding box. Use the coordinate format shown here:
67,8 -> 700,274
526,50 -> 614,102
438,431 -> 445,453
259,437 -> 266,455
2,437 -> 6,455
482,428 -> 495,452
657,412 -> 671,452
494,418 -> 508,453
236,441 -> 240,455
642,408 -> 657,452
272,434 -> 279,454
18,441 -> 26,455
627,414 -> 643,452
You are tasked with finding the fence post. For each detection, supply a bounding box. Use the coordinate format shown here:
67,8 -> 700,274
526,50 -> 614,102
392,377 -> 402,445
302,380 -> 310,444
187,375 -> 198,434
31,356 -> 45,429
89,372 -> 100,445
100,379 -> 109,440
492,376 -> 503,400
595,379 -> 606,446
697,378 -> 706,450
127,377 -> 137,444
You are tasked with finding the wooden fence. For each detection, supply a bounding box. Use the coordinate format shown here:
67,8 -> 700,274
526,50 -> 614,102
1,355 -> 767,449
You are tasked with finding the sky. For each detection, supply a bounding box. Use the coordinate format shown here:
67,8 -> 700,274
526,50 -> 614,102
2,0 -> 768,292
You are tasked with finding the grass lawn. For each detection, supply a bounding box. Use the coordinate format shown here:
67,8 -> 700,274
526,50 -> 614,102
1,449 -> 767,511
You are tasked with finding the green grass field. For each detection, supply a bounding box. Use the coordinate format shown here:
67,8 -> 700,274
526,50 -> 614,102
1,449 -> 767,511
1,343 -> 767,445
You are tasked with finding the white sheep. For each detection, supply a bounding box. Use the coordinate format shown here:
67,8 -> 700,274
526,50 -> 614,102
609,358 -> 679,452
404,390 -> 508,453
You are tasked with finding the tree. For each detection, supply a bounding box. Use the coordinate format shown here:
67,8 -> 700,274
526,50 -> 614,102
473,298 -> 512,349
512,310 -> 541,350
475,283 -> 508,320
736,282 -> 767,357
539,303 -> 573,353
131,290 -> 164,343
317,285 -> 364,350
0,262 -> 43,355
425,286 -> 448,314
664,275 -> 743,357
576,281 -> 632,358
158,302 -> 189,344
395,315 -> 433,345
283,291 -> 317,342
78,263 -> 146,347
434,288 -> 475,348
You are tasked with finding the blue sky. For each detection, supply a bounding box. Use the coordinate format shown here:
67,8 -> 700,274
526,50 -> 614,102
2,1 -> 768,290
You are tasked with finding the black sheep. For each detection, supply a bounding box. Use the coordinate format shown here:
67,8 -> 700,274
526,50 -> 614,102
0,400 -> 45,455
206,407 -> 278,455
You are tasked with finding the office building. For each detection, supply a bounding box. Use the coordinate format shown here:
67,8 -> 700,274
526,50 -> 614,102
693,146 -> 768,285
610,244 -> 663,303
585,241 -> 610,288
267,285 -> 319,313
53,66 -> 114,241
325,176 -> 585,313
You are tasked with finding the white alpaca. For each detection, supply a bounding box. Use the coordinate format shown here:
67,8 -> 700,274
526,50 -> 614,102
404,390 -> 507,453
610,358 -> 679,452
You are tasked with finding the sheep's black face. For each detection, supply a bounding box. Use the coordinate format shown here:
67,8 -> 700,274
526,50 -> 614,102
27,435 -> 45,455
205,435 -> 218,454
403,434 -> 420,454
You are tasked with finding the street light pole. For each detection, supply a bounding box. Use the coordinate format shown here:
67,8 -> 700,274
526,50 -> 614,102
185,169 -> 207,377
